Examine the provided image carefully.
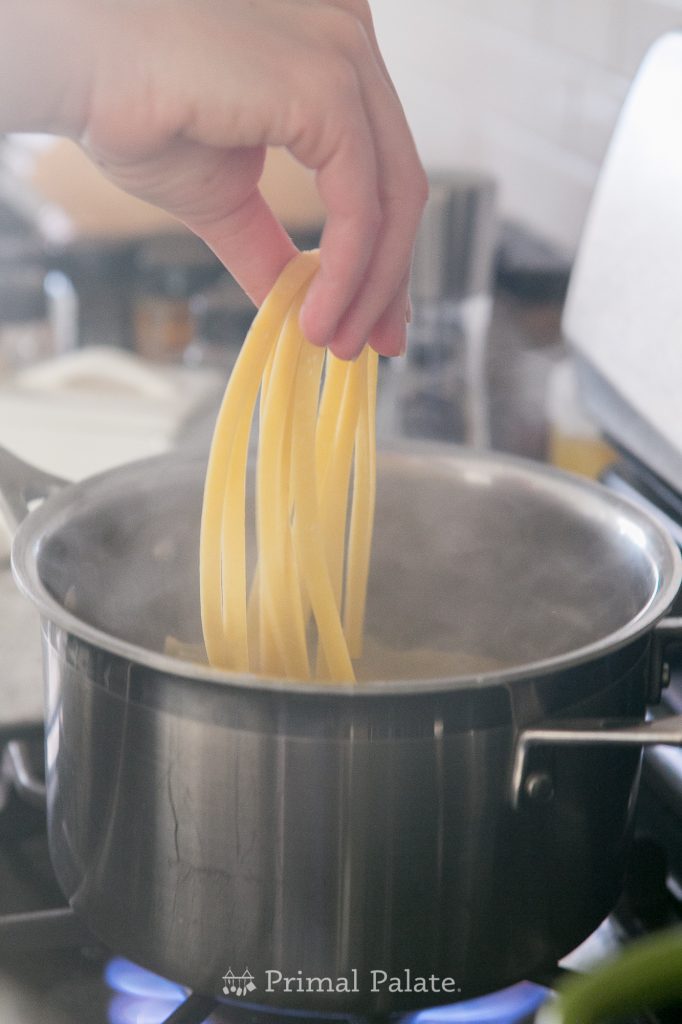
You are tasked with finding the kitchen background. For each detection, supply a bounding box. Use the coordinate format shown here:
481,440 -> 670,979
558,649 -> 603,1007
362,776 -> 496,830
2,2 -> 679,400
6,1 -> 680,256
372,0 -> 682,252
1,0 -> 680,562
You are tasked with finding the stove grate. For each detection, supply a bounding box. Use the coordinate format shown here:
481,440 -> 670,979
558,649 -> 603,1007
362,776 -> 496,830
160,992 -> 219,1024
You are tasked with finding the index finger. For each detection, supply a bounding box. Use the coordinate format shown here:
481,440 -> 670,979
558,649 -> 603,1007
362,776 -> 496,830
289,73 -> 382,348
197,187 -> 299,307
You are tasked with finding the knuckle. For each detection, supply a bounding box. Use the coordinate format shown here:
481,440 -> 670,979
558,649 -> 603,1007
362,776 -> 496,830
414,167 -> 430,208
294,51 -> 356,120
387,163 -> 430,214
323,56 -> 361,104
351,0 -> 373,24
321,4 -> 368,57
329,0 -> 372,23
363,197 -> 383,234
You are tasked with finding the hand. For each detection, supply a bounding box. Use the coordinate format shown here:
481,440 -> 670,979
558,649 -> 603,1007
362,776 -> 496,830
2,0 -> 427,358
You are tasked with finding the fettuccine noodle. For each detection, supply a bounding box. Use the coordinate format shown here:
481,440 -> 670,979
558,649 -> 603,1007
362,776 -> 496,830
199,251 -> 378,683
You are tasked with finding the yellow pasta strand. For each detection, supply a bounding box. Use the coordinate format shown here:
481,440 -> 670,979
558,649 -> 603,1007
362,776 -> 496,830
314,350 -> 366,678
315,354 -> 348,483
200,251 -> 318,668
319,352 -> 365,602
257,293 -> 309,679
291,340 -> 355,682
344,348 -> 378,658
218,408 -> 254,670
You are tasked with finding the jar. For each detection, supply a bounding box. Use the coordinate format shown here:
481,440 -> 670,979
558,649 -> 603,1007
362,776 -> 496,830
185,274 -> 255,373
396,171 -> 497,445
0,263 -> 53,374
546,359 -> 617,479
133,235 -> 223,361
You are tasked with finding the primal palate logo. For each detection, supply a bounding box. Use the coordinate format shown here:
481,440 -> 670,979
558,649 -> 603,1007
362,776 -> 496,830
221,966 -> 461,998
222,968 -> 257,998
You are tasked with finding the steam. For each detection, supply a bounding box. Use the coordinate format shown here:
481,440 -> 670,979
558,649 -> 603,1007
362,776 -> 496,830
34,450 -> 656,682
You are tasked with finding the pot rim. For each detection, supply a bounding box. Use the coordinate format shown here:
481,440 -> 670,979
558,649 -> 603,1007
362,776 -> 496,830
10,446 -> 682,697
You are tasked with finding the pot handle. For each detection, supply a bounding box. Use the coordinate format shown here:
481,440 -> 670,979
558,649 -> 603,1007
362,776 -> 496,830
512,616 -> 682,808
649,615 -> 682,700
511,713 -> 682,809
0,445 -> 68,537
4,741 -> 46,810
507,712 -> 682,806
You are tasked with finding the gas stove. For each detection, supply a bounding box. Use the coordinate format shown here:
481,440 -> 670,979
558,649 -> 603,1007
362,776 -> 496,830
1,608 -> 682,1024
602,454 -> 682,900
0,799 -> 679,1024
0,797 -> 553,1024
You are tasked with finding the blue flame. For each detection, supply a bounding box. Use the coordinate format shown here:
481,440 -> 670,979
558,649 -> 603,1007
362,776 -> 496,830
402,982 -> 550,1024
105,957 -> 187,1000
108,992 -> 186,1024
105,957 -> 187,1024
103,956 -> 550,1024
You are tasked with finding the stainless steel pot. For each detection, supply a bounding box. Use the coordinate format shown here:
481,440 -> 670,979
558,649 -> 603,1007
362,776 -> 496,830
2,442 -> 682,1014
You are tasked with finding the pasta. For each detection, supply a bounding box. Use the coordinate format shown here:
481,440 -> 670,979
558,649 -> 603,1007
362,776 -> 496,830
199,251 -> 378,683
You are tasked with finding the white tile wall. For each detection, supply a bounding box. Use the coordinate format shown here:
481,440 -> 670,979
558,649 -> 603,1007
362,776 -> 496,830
370,0 -> 682,252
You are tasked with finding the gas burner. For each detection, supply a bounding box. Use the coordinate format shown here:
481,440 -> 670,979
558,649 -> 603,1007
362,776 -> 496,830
105,957 -> 187,1023
103,957 -> 550,1024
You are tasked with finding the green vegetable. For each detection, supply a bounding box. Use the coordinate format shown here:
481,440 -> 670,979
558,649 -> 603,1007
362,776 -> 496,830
545,926 -> 682,1023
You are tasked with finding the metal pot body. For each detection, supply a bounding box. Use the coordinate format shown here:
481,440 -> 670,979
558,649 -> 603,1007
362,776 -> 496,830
5,445 -> 681,1013
43,625 -> 648,1011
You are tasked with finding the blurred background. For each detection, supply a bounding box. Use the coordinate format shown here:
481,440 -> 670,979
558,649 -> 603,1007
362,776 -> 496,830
0,0 -> 680,485
372,0 -> 678,251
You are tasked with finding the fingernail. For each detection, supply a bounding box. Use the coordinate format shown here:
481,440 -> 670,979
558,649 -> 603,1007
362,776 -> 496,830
346,338 -> 367,362
299,301 -> 331,348
329,338 -> 366,362
405,295 -> 413,324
